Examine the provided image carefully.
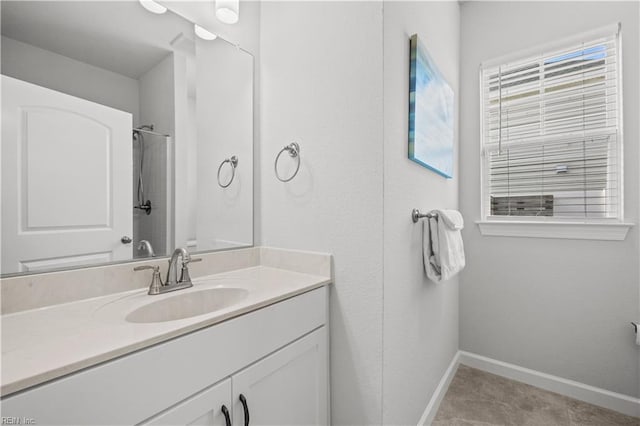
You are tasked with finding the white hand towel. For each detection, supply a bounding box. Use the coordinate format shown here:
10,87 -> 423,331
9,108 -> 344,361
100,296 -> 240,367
437,209 -> 464,230
423,210 -> 466,282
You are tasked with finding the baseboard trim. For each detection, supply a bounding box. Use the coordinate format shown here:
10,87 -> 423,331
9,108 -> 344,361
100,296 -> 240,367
458,351 -> 640,418
417,351 -> 460,425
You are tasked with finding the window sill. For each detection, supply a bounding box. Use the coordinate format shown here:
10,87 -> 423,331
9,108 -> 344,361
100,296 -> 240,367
476,220 -> 633,241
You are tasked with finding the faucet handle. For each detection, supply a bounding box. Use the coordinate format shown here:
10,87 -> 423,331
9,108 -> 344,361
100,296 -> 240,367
134,265 -> 164,295
179,257 -> 201,284
178,258 -> 202,284
134,265 -> 156,272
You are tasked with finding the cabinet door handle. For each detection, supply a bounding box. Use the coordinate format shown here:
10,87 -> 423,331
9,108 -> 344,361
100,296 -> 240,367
221,404 -> 231,426
239,394 -> 250,426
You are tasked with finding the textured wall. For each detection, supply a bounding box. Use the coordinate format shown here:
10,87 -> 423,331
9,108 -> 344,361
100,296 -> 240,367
459,1 -> 640,397
259,2 -> 385,424
382,2 -> 461,424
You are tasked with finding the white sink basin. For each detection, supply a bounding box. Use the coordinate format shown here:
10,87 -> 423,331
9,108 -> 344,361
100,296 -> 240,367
125,288 -> 249,323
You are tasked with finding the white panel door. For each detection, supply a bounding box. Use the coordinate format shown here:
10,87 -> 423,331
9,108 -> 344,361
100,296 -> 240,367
1,75 -> 132,274
232,328 -> 328,426
143,379 -> 232,426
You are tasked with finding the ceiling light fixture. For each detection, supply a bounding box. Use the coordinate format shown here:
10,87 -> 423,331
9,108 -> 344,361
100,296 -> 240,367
194,24 -> 218,41
139,0 -> 167,14
215,0 -> 239,25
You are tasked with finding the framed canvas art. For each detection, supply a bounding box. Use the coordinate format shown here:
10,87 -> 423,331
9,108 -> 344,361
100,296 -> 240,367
409,34 -> 454,178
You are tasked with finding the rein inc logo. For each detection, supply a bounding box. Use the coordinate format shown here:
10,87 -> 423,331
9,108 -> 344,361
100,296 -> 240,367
1,418 -> 35,425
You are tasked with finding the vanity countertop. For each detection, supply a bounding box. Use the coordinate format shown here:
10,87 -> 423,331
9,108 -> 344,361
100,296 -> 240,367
1,263 -> 331,397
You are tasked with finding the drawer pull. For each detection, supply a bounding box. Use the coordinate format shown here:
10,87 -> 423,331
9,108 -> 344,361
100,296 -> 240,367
221,405 -> 231,426
239,394 -> 250,426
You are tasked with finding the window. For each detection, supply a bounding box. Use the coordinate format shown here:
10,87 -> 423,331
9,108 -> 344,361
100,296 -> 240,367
479,24 -> 624,233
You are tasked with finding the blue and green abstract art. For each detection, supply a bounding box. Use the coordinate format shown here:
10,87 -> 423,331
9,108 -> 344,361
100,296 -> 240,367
409,34 -> 454,178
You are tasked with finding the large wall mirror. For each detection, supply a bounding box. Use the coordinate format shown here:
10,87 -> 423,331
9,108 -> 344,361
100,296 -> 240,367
0,1 -> 254,276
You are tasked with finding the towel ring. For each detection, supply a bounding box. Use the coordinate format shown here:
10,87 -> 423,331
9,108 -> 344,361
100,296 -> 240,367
275,142 -> 300,182
217,156 -> 238,188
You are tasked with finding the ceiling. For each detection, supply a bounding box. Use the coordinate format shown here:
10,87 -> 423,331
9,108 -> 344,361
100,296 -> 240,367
1,1 -> 194,79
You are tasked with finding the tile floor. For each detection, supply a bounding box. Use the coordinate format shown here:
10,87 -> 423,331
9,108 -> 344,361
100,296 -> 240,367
433,365 -> 639,425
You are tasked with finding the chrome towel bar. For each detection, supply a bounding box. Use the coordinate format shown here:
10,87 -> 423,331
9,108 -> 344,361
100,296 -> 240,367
412,209 -> 438,223
132,127 -> 171,138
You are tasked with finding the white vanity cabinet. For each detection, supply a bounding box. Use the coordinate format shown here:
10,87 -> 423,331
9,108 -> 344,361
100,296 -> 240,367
144,328 -> 327,426
144,379 -> 233,426
231,329 -> 327,426
1,287 -> 329,426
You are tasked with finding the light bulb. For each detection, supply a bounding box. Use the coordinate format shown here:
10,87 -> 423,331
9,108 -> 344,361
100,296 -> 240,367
215,0 -> 239,24
195,24 -> 218,41
139,0 -> 167,14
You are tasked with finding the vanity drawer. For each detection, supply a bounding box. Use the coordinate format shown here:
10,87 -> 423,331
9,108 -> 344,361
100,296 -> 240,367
1,287 -> 327,425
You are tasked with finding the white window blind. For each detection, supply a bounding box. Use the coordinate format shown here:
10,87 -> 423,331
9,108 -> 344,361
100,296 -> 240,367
480,25 -> 622,220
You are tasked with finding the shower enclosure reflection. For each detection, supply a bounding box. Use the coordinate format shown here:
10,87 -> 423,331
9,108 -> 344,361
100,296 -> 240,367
132,125 -> 170,258
133,126 -> 156,216
0,1 -> 254,275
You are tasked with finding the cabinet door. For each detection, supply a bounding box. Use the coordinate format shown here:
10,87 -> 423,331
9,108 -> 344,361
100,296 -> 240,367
143,378 -> 232,426
232,327 -> 328,426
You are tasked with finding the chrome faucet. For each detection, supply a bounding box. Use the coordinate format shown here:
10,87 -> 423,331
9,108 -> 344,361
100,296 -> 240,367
166,247 -> 190,286
134,247 -> 201,295
137,240 -> 155,257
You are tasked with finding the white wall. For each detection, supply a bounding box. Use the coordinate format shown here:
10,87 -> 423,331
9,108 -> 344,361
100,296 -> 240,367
259,2 -> 384,424
196,39 -> 254,249
137,54 -> 175,257
382,2 -> 460,424
1,36 -> 140,125
459,1 -> 640,398
165,0 -> 261,249
172,51 -> 191,252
